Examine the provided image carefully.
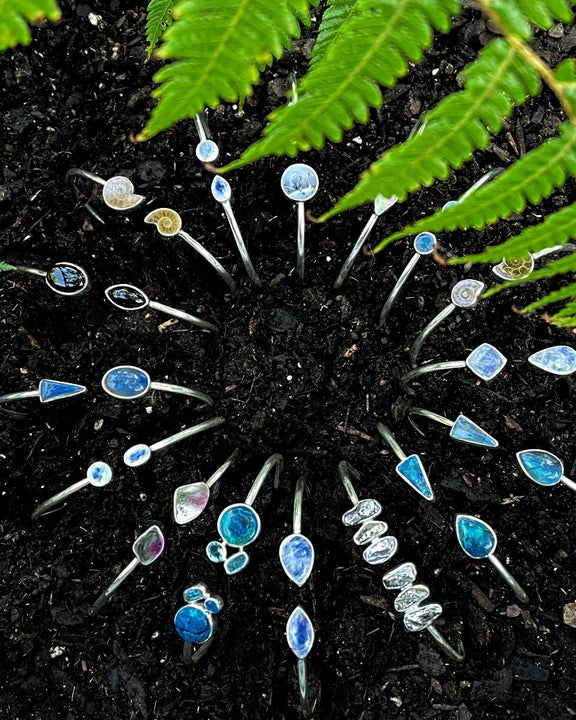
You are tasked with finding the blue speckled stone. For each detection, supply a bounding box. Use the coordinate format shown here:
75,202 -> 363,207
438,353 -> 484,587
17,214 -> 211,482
466,344 -> 507,381
414,232 -> 436,255
279,533 -> 314,587
456,515 -> 496,559
280,164 -> 319,202
123,443 -> 152,467
396,454 -> 434,501
206,541 -> 226,563
87,461 -> 113,487
528,345 -> 576,376
224,551 -> 249,575
218,504 -> 260,547
39,379 -> 86,403
211,176 -> 232,203
183,586 -> 205,603
204,597 -> 222,614
516,449 -> 563,486
103,366 -> 150,399
450,415 -> 498,448
174,605 -> 212,643
196,140 -> 219,163
286,606 -> 314,659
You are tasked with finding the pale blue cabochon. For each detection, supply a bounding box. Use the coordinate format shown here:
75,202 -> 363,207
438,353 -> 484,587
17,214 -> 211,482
123,443 -> 152,467
396,454 -> 434,501
87,461 -> 113,487
211,176 -> 232,203
279,533 -> 315,587
196,140 -> 219,163
38,379 -> 87,403
449,415 -> 499,448
528,345 -> 576,376
286,605 -> 315,659
466,343 -> 507,381
516,449 -> 564,486
413,232 -> 436,255
455,514 -> 497,559
280,164 -> 319,202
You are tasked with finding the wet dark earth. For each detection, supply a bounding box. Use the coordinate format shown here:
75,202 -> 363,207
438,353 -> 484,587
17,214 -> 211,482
2,3 -> 576,719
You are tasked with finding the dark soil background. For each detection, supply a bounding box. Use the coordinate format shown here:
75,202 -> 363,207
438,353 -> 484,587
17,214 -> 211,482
2,3 -> 576,719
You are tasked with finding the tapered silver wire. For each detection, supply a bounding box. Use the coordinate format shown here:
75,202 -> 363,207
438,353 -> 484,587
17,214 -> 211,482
376,423 -> 407,462
408,303 -> 456,368
206,448 -> 240,490
149,417 -> 226,453
488,555 -> 529,603
147,300 -> 219,333
407,407 -> 454,437
400,360 -> 466,391
245,453 -> 284,506
177,230 -> 237,291
379,253 -> 421,325
338,460 -> 361,505
91,558 -> 140,615
31,478 -> 90,519
297,202 -> 306,281
221,201 -> 262,287
426,626 -> 465,662
334,213 -> 379,289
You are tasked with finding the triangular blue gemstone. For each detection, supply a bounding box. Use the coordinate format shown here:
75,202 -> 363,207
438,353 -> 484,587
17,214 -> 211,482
516,449 -> 563,486
279,534 -> 314,587
39,379 -> 87,403
396,454 -> 434,501
450,415 -> 498,448
455,514 -> 496,559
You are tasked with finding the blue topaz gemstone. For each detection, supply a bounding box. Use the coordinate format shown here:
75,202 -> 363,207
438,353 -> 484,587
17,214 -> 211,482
102,366 -> 151,399
280,164 -> 319,202
279,533 -> 315,587
449,414 -> 498,448
414,232 -> 436,255
204,596 -> 223,614
455,514 -> 497,559
211,176 -> 232,204
196,139 -> 219,163
528,345 -> 576,376
224,551 -> 249,575
87,461 -> 113,487
217,503 -> 261,547
363,535 -> 398,565
123,443 -> 152,467
46,263 -> 89,295
466,343 -> 507,381
286,605 -> 314,660
174,605 -> 213,644
183,585 -> 206,603
516,449 -> 564,486
396,454 -> 434,501
39,379 -> 87,403
206,541 -> 226,563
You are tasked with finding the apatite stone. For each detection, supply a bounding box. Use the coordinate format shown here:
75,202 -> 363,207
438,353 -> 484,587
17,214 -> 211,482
281,164 -> 319,202
206,541 -> 226,563
450,415 -> 498,448
211,176 -> 232,203
383,562 -> 418,591
39,379 -> 86,403
173,482 -> 210,524
183,585 -> 205,603
396,455 -> 434,501
466,343 -> 507,381
394,584 -> 430,613
516,449 -> 563,486
363,535 -> 398,565
455,515 -> 496,559
528,345 -> 576,376
279,533 -> 314,587
133,525 -> 164,565
286,605 -> 314,659
342,499 -> 382,526
414,232 -> 436,255
174,605 -> 212,643
218,504 -> 260,547
123,443 -> 152,467
224,551 -> 249,575
87,461 -> 113,487
102,366 -> 150,399
353,520 -> 388,546
403,603 -> 442,632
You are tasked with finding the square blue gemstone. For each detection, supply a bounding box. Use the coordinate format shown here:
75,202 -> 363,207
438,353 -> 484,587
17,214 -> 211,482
466,343 -> 507,381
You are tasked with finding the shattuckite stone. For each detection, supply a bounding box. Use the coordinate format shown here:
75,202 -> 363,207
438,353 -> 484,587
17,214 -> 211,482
174,605 -> 212,643
218,504 -> 260,547
456,515 -> 496,559
102,366 -> 150,399
516,449 -> 563,486
183,585 -> 205,603
286,605 -> 314,659
466,343 -> 507,381
204,596 -> 223,614
396,455 -> 433,500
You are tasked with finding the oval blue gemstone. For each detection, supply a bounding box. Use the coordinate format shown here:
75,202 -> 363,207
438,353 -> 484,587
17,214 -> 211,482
174,605 -> 212,643
204,597 -> 222,614
123,443 -> 152,467
279,534 -> 314,587
102,366 -> 150,399
516,449 -> 563,486
206,541 -> 226,563
286,605 -> 314,659
183,585 -> 205,603
218,504 -> 260,547
455,515 -> 496,559
224,551 -> 249,575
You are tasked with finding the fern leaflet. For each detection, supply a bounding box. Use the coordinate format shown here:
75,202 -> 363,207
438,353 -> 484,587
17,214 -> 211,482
482,0 -> 573,40
0,0 -> 61,51
522,282 -> 576,317
139,0 -> 315,140
0,262 -> 17,272
221,0 -> 460,171
145,0 -> 176,59
309,0 -> 354,69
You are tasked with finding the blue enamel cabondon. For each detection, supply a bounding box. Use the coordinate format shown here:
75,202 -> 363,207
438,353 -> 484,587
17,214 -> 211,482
39,379 -> 87,403
450,414 -> 498,448
102,366 -> 150,399
280,533 -> 315,587
286,605 -> 315,660
414,232 -> 436,255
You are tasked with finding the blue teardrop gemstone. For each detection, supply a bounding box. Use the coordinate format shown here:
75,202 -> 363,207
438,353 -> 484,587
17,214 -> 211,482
455,515 -> 496,559
174,605 -> 212,643
211,176 -> 232,203
286,605 -> 314,659
450,415 -> 498,448
39,379 -> 87,403
279,533 -> 314,587
528,345 -> 576,376
218,504 -> 260,547
396,454 -> 434,501
102,366 -> 150,399
224,551 -> 249,575
516,449 -> 563,486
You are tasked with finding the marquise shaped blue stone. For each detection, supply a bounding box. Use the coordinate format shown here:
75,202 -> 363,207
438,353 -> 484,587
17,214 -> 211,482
516,449 -> 563,486
528,345 -> 576,376
286,605 -> 314,659
456,515 -> 496,559
174,605 -> 212,643
39,379 -> 87,403
450,415 -> 498,448
279,533 -> 314,587
396,454 -> 434,501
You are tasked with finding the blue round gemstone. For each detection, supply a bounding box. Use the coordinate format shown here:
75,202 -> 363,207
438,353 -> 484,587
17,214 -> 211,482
206,540 -> 226,563
196,140 -> 219,163
414,232 -> 436,255
204,597 -> 222,614
174,605 -> 212,644
102,366 -> 151,399
87,461 -> 113,487
217,504 -> 260,547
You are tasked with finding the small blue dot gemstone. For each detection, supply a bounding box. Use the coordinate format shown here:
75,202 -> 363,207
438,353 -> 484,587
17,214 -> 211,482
450,414 -> 498,448
102,366 -> 150,399
123,443 -> 152,467
174,605 -> 212,644
466,343 -> 507,381
39,379 -> 86,403
211,176 -> 232,203
217,504 -> 260,547
516,449 -> 563,486
279,533 -> 315,587
286,605 -> 314,660
455,515 -> 497,559
224,551 -> 249,575
396,454 -> 434,501
206,541 -> 226,563
528,345 -> 576,376
413,232 -> 436,255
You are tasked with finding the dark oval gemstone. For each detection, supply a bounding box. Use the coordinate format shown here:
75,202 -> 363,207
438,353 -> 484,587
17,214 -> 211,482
106,284 -> 148,310
46,263 -> 89,295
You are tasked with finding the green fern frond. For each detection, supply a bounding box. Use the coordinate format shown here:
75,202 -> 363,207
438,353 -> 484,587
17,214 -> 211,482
139,0 -> 315,140
320,38 -> 540,222
145,0 -> 176,59
0,0 -> 61,51
221,0 -> 460,171
482,0 -> 573,40
0,261 -> 17,272
522,282 -> 576,316
372,123 -> 576,252
309,0 -> 354,68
